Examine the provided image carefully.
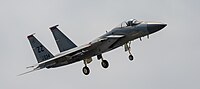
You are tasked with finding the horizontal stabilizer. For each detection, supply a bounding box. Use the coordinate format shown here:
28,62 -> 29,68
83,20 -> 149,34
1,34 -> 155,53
18,67 -> 41,76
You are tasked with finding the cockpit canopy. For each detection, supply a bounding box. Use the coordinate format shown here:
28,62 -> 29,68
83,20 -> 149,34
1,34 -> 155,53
118,19 -> 142,28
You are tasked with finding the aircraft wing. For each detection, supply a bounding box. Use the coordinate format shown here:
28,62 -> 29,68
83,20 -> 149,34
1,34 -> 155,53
19,44 -> 91,76
18,66 -> 41,76
38,44 -> 91,65
40,44 -> 90,65
19,34 -> 124,76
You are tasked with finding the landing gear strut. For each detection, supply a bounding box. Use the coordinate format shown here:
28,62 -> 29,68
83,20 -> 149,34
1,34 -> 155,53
128,47 -> 134,61
97,54 -> 109,69
124,41 -> 134,61
82,60 -> 90,75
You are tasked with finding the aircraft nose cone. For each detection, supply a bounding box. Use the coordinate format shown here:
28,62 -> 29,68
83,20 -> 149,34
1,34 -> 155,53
147,23 -> 167,34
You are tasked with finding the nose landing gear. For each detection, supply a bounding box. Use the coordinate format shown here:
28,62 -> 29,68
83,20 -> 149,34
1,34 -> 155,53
128,47 -> 134,61
124,41 -> 134,61
129,54 -> 134,61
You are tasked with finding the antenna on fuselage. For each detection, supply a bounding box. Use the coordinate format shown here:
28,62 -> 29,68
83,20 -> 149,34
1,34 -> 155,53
147,35 -> 149,39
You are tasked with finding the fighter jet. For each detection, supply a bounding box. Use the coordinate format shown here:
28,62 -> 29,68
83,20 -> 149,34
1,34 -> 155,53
19,19 -> 167,75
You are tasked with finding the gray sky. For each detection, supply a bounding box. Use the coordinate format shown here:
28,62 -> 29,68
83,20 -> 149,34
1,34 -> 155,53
1,0 -> 200,89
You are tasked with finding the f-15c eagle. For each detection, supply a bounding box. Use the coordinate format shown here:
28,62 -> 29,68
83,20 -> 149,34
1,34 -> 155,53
19,19 -> 167,75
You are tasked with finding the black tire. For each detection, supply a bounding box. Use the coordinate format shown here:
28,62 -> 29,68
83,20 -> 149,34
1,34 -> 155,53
101,60 -> 109,68
129,55 -> 134,61
82,66 -> 90,75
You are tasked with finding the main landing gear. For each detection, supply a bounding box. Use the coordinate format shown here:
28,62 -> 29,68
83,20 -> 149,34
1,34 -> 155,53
97,54 -> 109,69
82,66 -> 90,75
82,54 -> 109,75
124,41 -> 134,61
82,60 -> 90,75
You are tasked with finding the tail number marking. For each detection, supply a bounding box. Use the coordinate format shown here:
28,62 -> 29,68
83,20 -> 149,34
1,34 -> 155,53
37,45 -> 44,53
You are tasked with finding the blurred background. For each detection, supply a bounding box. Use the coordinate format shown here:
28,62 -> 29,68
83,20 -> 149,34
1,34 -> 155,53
0,0 -> 199,89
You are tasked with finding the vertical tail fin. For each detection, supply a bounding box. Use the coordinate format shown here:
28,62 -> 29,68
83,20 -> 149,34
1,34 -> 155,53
49,25 -> 77,52
27,34 -> 54,63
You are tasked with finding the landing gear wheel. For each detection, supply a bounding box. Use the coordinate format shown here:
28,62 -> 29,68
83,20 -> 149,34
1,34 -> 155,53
82,66 -> 90,75
129,55 -> 134,61
101,60 -> 109,68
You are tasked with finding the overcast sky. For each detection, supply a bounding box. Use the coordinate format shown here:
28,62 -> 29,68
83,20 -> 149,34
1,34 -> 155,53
1,0 -> 200,89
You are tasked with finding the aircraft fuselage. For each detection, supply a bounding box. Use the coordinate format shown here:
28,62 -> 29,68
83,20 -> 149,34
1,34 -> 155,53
49,21 -> 166,68
21,19 -> 167,76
